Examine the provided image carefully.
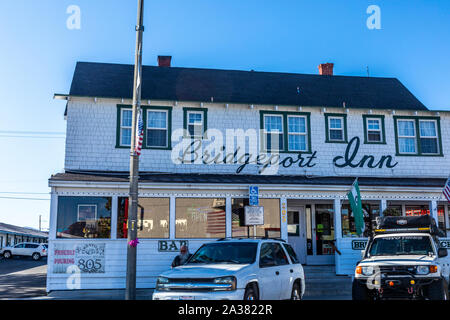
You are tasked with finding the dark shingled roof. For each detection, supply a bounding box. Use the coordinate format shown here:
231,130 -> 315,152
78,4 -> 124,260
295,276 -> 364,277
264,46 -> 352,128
50,171 -> 445,188
0,223 -> 48,238
68,62 -> 428,111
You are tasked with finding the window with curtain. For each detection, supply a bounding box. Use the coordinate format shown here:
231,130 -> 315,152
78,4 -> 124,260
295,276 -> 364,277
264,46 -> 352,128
397,120 -> 416,153
147,110 -> 168,148
287,115 -> 307,151
175,198 -> 226,238
120,108 -> 132,146
263,114 -> 284,151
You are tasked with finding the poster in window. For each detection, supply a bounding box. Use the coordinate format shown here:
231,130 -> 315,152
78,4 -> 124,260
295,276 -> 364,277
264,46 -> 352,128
77,204 -> 97,222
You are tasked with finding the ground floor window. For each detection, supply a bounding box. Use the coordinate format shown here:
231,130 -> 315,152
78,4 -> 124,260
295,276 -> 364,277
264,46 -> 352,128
383,204 -> 402,216
405,205 -> 446,231
56,196 -> 112,238
117,197 -> 170,238
231,198 -> 281,238
341,202 -> 380,238
175,198 -> 226,238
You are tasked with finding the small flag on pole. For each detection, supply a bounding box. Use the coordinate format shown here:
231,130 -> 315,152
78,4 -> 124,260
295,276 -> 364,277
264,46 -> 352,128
135,109 -> 144,156
347,178 -> 364,236
443,177 -> 450,203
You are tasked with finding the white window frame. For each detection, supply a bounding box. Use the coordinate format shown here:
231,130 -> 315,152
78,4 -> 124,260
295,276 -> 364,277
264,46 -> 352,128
187,111 -> 204,138
397,119 -> 417,154
263,114 -> 284,152
120,108 -> 133,147
418,119 -> 439,155
328,116 -> 344,142
366,117 -> 383,143
287,115 -> 308,152
146,109 -> 169,148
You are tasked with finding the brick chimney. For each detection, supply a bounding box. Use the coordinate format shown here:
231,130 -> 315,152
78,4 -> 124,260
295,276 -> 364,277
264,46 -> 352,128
157,55 -> 172,67
318,63 -> 334,76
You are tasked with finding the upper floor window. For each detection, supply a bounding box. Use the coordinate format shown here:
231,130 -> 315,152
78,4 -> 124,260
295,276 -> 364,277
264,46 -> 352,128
260,111 -> 311,153
263,114 -> 284,151
147,109 -> 169,148
363,115 -> 385,144
287,115 -> 308,151
325,113 -> 347,143
394,116 -> 442,156
119,107 -> 132,147
419,120 -> 439,154
183,108 -> 207,139
117,105 -> 172,149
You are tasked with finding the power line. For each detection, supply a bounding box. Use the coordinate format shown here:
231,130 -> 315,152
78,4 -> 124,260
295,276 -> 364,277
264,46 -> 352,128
0,135 -> 65,139
0,131 -> 65,135
0,130 -> 66,139
0,192 -> 49,195
0,196 -> 50,201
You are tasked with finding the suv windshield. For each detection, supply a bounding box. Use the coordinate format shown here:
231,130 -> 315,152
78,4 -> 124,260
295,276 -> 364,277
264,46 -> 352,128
188,242 -> 258,265
368,236 -> 434,256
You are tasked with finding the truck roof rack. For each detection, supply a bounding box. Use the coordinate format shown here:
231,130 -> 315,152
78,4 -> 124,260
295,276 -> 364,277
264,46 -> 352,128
374,216 -> 445,237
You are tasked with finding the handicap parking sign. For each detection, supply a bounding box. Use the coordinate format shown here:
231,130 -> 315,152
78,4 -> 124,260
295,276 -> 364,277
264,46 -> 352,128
249,186 -> 259,206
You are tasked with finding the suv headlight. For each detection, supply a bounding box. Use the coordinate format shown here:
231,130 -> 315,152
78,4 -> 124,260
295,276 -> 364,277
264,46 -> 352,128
156,277 -> 170,291
361,266 -> 374,276
213,276 -> 236,291
416,266 -> 430,275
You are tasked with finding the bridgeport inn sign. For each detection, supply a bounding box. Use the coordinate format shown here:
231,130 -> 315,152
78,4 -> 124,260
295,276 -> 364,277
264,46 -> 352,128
171,129 -> 398,174
171,130 -> 398,174
46,57 -> 450,292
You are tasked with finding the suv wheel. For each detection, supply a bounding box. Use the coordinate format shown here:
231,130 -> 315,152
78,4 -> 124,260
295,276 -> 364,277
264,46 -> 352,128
244,284 -> 259,300
3,251 -> 12,259
426,279 -> 448,300
32,253 -> 41,261
291,282 -> 302,300
352,280 -> 369,300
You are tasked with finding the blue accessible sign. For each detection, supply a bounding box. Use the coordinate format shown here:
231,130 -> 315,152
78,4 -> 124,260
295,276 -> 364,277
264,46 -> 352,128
249,186 -> 259,206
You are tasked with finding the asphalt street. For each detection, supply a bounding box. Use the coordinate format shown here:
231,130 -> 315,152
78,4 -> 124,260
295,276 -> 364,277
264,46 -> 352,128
0,256 -> 47,299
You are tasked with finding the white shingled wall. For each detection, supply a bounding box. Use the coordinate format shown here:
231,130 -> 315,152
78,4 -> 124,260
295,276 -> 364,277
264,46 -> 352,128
64,98 -> 450,178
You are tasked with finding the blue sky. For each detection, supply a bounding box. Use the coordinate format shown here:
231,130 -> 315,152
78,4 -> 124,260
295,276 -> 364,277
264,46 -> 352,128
0,0 -> 449,229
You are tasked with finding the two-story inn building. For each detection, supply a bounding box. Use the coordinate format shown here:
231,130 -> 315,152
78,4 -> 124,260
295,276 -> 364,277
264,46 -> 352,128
47,56 -> 450,292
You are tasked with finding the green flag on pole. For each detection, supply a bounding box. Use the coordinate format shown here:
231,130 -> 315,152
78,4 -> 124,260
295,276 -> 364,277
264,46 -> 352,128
347,178 -> 364,236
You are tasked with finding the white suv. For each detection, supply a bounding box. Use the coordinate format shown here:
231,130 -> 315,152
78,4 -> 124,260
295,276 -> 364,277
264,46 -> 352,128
153,238 -> 305,300
1,242 -> 48,261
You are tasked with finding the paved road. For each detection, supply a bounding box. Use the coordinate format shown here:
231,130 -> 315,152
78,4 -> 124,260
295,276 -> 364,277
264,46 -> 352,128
0,256 -> 47,299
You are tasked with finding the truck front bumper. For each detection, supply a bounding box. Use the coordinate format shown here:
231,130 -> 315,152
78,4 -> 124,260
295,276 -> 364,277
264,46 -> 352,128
356,276 -> 442,299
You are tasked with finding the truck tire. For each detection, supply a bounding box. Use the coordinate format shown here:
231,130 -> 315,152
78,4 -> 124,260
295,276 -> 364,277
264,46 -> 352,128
352,280 -> 369,300
426,279 -> 448,300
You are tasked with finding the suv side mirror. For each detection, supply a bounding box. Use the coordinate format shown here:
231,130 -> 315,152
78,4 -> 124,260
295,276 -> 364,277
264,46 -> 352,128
438,248 -> 448,258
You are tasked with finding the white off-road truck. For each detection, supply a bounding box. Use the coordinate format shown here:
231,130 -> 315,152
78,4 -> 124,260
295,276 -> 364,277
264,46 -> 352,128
353,216 -> 450,300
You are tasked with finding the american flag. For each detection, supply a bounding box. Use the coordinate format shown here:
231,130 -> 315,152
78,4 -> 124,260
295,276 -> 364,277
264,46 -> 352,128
135,109 -> 144,156
443,177 -> 450,203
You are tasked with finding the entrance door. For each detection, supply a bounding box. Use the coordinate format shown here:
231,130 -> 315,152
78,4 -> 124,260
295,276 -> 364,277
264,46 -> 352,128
307,204 -> 335,265
287,207 -> 307,264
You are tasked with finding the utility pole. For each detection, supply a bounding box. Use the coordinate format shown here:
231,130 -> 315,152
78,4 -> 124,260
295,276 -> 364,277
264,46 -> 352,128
126,0 -> 144,300
39,215 -> 41,231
